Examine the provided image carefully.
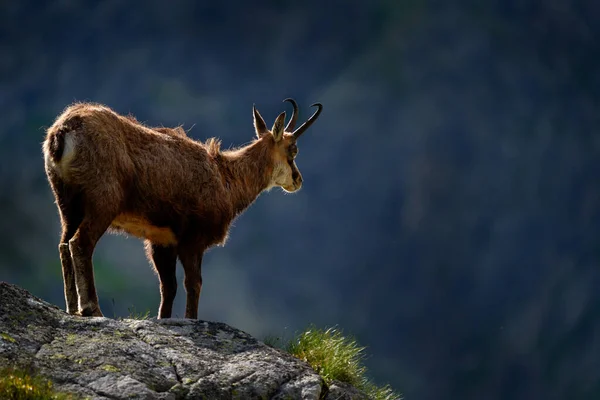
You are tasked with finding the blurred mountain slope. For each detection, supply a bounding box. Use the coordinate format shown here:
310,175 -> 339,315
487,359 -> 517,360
0,1 -> 599,399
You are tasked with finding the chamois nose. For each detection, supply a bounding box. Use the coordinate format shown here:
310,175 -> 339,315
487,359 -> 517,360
292,170 -> 300,182
293,171 -> 302,186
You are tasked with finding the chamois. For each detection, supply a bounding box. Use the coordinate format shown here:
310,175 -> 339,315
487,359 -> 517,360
42,99 -> 322,319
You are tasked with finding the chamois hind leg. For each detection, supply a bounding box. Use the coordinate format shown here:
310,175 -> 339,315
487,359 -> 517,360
145,241 -> 178,319
58,195 -> 83,314
69,203 -> 119,317
46,170 -> 84,315
178,247 -> 204,319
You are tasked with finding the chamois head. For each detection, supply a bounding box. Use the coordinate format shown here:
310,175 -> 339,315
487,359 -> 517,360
253,98 -> 323,193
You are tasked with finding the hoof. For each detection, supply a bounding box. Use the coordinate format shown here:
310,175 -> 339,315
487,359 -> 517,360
66,307 -> 78,315
78,304 -> 104,317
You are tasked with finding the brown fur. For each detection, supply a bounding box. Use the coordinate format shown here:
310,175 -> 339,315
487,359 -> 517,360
42,100 -> 318,319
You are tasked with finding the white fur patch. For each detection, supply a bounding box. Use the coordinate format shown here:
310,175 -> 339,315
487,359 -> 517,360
61,132 -> 76,164
271,162 -> 289,186
52,132 -> 77,178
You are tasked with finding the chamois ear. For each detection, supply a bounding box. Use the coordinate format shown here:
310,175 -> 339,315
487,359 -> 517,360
253,105 -> 269,139
271,111 -> 286,142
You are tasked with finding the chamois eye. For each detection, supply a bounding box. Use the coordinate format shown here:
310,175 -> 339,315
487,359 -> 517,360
289,144 -> 298,157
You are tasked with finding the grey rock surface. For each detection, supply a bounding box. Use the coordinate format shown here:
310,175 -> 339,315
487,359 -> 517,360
324,381 -> 369,400
0,282 -> 366,399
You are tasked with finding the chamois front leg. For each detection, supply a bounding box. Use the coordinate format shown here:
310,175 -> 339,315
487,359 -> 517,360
146,241 -> 178,319
178,247 -> 204,319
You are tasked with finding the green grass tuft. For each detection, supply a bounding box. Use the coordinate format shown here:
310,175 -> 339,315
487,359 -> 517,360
0,367 -> 78,400
287,326 -> 365,386
361,381 -> 401,400
285,326 -> 401,400
126,306 -> 150,320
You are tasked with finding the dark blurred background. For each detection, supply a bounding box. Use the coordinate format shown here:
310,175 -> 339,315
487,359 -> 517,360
1,0 -> 600,398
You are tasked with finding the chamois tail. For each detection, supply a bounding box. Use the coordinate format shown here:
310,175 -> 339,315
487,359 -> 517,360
44,115 -> 84,181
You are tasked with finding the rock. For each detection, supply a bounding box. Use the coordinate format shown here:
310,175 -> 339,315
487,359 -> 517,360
0,283 -> 367,399
324,381 -> 370,400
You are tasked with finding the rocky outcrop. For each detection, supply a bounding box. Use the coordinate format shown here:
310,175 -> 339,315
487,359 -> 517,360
0,283 -> 366,399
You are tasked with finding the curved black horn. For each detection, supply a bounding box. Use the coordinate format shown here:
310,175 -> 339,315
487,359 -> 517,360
283,98 -> 299,132
292,103 -> 323,139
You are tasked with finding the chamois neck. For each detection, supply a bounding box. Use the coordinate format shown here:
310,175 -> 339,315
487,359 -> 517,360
218,139 -> 273,216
